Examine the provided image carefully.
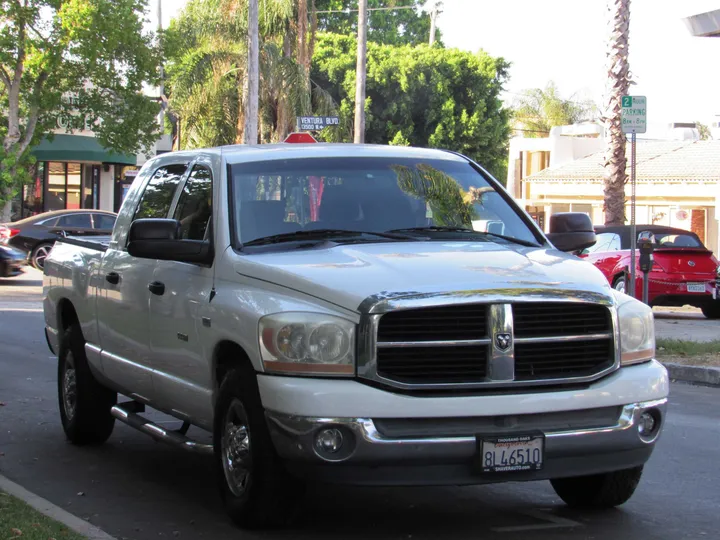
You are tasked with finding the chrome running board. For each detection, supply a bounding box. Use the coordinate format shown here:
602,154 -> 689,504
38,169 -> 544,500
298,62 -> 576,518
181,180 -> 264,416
110,402 -> 213,455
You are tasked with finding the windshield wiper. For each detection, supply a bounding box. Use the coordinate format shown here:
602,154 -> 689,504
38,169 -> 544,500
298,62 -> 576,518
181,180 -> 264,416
241,228 -> 418,247
389,226 -> 475,234
388,226 -> 540,247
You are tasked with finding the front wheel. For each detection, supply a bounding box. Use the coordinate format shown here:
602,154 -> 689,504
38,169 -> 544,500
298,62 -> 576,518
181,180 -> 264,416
58,324 -> 117,445
701,300 -> 720,319
550,466 -> 644,508
213,366 -> 303,529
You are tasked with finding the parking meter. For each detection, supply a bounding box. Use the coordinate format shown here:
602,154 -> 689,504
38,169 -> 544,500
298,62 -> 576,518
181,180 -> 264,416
637,231 -> 655,304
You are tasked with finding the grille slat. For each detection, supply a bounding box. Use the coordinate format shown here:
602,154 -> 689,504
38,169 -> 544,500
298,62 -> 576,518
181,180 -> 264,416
375,302 -> 614,386
377,305 -> 487,343
513,303 -> 610,338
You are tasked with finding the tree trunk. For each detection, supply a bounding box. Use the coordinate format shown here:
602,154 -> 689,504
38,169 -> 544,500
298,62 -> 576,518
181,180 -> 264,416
276,32 -> 294,141
603,0 -> 631,226
354,0 -> 368,144
1,201 -> 12,222
429,2 -> 441,45
298,0 -> 312,114
244,0 -> 259,145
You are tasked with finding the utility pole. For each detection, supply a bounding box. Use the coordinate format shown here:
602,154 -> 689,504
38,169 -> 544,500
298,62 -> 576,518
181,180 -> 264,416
429,1 -> 443,45
354,0 -> 368,144
244,0 -> 259,145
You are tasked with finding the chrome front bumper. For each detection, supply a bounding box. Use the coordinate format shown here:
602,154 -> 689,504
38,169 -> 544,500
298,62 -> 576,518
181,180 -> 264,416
265,398 -> 667,486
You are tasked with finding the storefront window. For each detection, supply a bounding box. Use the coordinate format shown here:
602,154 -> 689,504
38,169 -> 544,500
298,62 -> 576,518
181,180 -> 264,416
114,165 -> 139,212
66,163 -> 82,209
47,162 -> 67,211
21,163 -> 45,218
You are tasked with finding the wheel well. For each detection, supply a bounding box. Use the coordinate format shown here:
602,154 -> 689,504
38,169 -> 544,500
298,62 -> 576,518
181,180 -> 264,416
213,340 -> 254,389
58,299 -> 79,331
612,270 -> 627,284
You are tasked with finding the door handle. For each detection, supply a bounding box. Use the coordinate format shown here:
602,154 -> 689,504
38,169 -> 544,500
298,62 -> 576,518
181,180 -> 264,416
105,272 -> 120,285
148,281 -> 165,296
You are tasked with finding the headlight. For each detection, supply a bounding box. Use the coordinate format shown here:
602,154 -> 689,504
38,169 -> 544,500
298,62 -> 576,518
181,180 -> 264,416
259,313 -> 356,376
613,291 -> 655,366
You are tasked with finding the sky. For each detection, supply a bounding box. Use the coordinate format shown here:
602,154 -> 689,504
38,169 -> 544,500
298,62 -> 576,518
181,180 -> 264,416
149,0 -> 720,138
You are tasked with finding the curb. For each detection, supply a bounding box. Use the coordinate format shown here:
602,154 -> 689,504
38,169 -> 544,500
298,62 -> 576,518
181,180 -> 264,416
663,362 -> 720,387
0,474 -> 118,540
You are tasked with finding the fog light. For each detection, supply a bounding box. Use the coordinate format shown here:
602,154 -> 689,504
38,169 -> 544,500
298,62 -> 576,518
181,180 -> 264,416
638,411 -> 656,436
315,428 -> 344,454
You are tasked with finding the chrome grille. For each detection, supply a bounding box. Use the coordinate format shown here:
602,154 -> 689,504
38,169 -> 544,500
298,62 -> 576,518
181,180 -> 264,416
371,300 -> 616,389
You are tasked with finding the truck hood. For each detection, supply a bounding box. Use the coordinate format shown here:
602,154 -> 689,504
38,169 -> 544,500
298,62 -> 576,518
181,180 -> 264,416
234,241 -> 615,312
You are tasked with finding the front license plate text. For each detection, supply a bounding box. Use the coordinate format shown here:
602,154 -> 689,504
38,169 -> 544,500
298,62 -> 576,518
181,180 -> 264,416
479,435 -> 544,473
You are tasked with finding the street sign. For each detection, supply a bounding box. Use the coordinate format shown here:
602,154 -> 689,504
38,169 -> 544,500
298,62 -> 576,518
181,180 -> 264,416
621,95 -> 647,134
296,116 -> 340,131
284,132 -> 318,143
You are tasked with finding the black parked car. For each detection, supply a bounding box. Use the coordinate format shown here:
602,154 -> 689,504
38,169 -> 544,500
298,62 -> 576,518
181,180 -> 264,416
0,210 -> 117,269
0,244 -> 27,277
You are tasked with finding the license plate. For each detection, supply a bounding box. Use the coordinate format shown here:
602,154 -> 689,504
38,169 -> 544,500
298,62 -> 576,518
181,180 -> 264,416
687,283 -> 706,293
477,434 -> 544,473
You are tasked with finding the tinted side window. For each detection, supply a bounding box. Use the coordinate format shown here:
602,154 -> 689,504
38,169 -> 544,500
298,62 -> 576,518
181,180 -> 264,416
134,164 -> 187,220
93,214 -> 117,230
57,213 -> 92,228
173,166 -> 213,240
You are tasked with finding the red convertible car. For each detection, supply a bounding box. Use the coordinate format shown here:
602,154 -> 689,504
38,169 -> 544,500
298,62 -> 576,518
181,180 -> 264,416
581,225 -> 720,319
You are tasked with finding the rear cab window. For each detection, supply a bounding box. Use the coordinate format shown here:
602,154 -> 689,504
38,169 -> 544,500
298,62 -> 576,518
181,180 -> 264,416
173,165 -> 213,241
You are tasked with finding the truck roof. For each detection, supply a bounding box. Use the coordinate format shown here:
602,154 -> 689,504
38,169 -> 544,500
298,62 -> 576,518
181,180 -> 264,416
149,143 -> 469,168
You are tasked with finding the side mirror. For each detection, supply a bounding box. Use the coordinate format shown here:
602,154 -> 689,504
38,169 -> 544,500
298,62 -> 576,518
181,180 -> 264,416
546,213 -> 597,252
127,218 -> 213,265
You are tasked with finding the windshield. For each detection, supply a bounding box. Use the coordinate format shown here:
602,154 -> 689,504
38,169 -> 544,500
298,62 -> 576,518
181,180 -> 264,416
229,157 -> 541,247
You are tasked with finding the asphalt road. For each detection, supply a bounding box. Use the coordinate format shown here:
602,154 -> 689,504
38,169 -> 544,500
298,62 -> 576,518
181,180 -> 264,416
1,270 -> 719,540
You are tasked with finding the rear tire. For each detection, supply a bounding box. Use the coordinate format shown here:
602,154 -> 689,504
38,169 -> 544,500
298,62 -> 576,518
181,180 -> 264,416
550,466 -> 644,508
58,323 -> 116,445
612,275 -> 626,294
213,365 -> 303,529
31,242 -> 53,270
701,301 -> 720,319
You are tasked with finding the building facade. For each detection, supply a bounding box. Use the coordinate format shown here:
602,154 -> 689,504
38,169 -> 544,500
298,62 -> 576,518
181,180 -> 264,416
520,140 -> 720,257
10,108 -> 171,221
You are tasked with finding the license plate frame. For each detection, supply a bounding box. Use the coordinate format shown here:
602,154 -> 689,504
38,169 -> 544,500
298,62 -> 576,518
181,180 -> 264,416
476,433 -> 545,474
687,282 -> 706,293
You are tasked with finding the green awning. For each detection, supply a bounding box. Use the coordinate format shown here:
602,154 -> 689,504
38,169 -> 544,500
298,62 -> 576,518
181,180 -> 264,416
31,134 -> 136,165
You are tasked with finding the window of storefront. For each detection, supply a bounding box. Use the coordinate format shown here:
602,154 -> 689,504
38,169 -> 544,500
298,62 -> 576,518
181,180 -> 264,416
21,163 -> 45,218
114,165 -> 139,212
41,161 -> 100,214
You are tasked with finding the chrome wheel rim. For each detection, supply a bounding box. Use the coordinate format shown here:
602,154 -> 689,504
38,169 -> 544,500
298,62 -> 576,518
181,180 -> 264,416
614,279 -> 626,293
34,245 -> 51,269
62,353 -> 77,420
221,399 -> 252,497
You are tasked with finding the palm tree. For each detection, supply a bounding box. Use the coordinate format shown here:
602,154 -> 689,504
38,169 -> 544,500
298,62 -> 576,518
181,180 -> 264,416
165,0 -> 337,148
603,0 -> 631,226
512,81 -> 597,137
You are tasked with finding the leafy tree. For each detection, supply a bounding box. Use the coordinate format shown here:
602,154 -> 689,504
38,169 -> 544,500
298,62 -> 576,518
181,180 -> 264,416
0,0 -> 162,221
695,121 -> 712,140
315,0 -> 439,46
512,81 -> 597,137
312,33 -> 511,180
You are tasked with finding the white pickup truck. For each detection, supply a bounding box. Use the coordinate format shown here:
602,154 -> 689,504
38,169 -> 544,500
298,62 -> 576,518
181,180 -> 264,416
43,143 -> 668,528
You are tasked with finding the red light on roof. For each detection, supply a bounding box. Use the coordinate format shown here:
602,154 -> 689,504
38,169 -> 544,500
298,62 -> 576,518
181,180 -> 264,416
284,132 -> 317,143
